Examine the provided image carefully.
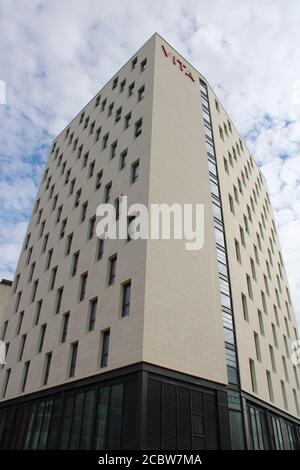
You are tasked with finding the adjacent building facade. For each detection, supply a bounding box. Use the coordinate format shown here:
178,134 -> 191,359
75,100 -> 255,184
0,34 -> 299,450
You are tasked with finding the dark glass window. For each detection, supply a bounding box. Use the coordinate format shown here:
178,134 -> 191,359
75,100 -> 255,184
101,330 -> 110,368
131,160 -> 139,183
21,361 -> 30,392
69,342 -> 78,378
121,282 -> 131,317
106,384 -> 123,449
79,273 -> 88,301
94,386 -> 109,449
38,325 -> 46,353
88,299 -> 97,332
61,313 -> 70,344
108,256 -> 117,286
43,352 -> 52,386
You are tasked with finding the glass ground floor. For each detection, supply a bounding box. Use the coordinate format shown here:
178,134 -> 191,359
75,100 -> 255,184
0,363 -> 299,450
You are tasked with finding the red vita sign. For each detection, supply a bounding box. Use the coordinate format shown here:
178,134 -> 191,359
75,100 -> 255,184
161,44 -> 195,82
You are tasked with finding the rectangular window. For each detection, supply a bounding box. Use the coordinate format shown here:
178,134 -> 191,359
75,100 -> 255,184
112,77 -> 118,89
229,194 -> 234,214
49,266 -> 57,291
96,239 -> 104,261
101,98 -> 107,112
119,79 -> 126,93
115,107 -> 122,123
45,248 -> 53,271
28,262 -> 36,283
88,216 -> 96,240
80,201 -> 88,223
258,309 -> 264,336
241,293 -> 249,322
95,95 -> 100,108
249,359 -> 257,393
254,332 -> 261,362
128,82 -> 135,96
71,251 -> 79,277
16,311 -> 24,336
102,133 -> 109,149
107,102 -> 114,117
120,149 -> 127,169
140,58 -> 147,72
55,287 -> 64,314
65,233 -> 73,256
74,189 -> 81,208
31,279 -> 38,303
247,274 -> 253,299
43,352 -> 52,386
100,330 -> 110,368
264,275 -> 270,296
121,281 -> 131,317
283,356 -> 289,382
261,290 -> 267,314
83,117 -> 89,129
110,140 -> 117,159
281,381 -> 288,410
60,218 -> 67,238
38,324 -> 47,353
131,160 -> 139,183
26,247 -> 33,265
79,272 -> 88,301
134,118 -> 143,137
240,226 -> 245,247
95,126 -> 101,142
69,342 -> 78,378
89,120 -> 95,135
108,255 -> 117,286
15,291 -> 22,312
95,170 -> 103,190
82,151 -> 89,168
61,312 -> 70,344
250,258 -> 256,281
2,369 -> 11,398
18,334 -> 27,361
124,112 -> 132,129
21,361 -> 30,392
104,182 -> 112,203
34,300 -> 42,326
131,57 -> 137,70
88,298 -> 98,332
223,157 -> 229,174
266,370 -> 274,402
1,320 -> 8,341
269,345 -> 276,373
69,179 -> 75,196
138,85 -> 145,101
13,273 -> 20,293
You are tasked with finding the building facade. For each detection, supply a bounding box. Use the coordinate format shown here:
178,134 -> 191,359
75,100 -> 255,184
0,34 -> 299,450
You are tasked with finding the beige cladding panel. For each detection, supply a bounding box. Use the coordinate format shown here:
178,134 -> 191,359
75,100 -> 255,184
142,36 -> 228,384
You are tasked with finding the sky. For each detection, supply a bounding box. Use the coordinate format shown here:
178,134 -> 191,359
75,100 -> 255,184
0,0 -> 300,327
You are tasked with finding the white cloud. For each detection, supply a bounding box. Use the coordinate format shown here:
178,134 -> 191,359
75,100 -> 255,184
0,0 -> 300,329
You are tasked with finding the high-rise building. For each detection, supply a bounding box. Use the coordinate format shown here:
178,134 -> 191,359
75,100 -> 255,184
0,33 -> 299,450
